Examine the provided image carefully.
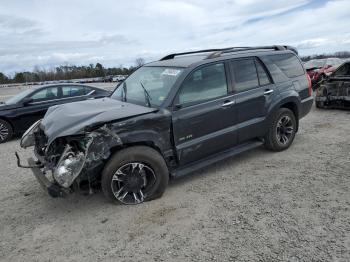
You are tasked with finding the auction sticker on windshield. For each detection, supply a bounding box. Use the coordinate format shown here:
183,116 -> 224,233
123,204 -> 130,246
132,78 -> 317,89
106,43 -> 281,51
162,68 -> 181,76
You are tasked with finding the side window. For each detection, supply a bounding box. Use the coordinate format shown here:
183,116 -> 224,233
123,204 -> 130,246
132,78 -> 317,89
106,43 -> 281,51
178,63 -> 228,105
268,53 -> 304,78
62,86 -> 86,97
231,59 -> 259,92
84,86 -> 93,95
31,87 -> 58,101
256,60 -> 271,86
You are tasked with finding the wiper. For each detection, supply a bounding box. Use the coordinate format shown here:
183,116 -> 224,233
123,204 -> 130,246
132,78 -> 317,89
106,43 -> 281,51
122,82 -> 127,102
140,82 -> 152,107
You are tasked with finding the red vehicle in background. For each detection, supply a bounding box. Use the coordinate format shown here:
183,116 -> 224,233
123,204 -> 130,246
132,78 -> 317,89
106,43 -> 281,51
304,58 -> 343,89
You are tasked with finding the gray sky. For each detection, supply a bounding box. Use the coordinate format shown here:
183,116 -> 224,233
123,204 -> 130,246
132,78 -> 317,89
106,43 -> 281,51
0,0 -> 349,74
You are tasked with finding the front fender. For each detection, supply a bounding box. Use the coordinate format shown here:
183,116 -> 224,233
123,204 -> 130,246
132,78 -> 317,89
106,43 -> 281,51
118,129 -> 172,154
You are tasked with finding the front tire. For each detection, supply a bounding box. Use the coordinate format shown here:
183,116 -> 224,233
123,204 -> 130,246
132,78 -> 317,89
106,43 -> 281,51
101,146 -> 169,204
0,119 -> 13,143
264,108 -> 297,151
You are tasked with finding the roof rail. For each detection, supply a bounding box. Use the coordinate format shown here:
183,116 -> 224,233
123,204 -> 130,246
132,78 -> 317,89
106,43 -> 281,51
206,45 -> 298,59
160,45 -> 298,61
160,48 -> 232,61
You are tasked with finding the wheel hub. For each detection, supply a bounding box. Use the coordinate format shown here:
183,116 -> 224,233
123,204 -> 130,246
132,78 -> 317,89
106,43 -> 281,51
111,162 -> 156,204
124,173 -> 144,193
276,115 -> 294,145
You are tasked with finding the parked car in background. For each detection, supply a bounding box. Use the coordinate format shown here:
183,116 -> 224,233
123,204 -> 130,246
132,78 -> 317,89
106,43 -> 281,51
315,61 -> 350,109
0,84 -> 110,143
18,45 -> 313,204
304,58 -> 343,88
112,75 -> 127,82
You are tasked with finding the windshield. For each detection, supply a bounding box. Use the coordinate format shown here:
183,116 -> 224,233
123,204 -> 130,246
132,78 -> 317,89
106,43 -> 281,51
111,66 -> 184,107
304,59 -> 326,69
4,89 -> 33,105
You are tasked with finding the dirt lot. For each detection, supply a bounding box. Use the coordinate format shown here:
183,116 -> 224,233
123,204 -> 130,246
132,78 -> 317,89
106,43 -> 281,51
0,101 -> 349,261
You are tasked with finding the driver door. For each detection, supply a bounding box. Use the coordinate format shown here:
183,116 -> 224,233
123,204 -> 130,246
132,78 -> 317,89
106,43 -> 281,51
172,62 -> 238,165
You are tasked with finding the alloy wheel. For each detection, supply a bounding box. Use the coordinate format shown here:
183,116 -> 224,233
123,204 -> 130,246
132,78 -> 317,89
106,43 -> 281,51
276,115 -> 294,145
0,122 -> 9,142
111,162 -> 156,204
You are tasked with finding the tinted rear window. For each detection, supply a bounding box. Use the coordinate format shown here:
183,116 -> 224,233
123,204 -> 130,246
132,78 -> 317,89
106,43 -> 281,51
231,59 -> 259,92
268,53 -> 304,78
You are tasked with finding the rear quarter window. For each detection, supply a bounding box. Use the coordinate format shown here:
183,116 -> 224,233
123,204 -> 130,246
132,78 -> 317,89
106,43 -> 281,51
267,53 -> 304,78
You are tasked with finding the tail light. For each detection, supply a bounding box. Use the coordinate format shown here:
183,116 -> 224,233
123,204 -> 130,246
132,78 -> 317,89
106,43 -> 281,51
307,74 -> 312,96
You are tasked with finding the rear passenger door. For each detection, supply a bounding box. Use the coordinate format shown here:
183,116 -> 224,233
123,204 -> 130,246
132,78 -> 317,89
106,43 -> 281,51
172,62 -> 237,165
230,58 -> 276,143
60,85 -> 89,103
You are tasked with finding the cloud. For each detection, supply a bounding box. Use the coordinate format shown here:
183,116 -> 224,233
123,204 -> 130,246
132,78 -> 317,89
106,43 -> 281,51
0,0 -> 349,74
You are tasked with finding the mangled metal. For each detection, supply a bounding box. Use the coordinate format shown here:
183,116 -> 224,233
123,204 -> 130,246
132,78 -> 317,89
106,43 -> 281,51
39,124 -> 123,190
40,97 -> 156,144
53,125 -> 122,188
315,62 -> 350,109
17,94 -> 173,197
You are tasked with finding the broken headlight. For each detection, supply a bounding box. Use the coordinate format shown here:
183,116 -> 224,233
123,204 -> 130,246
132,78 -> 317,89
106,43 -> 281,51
20,120 -> 42,148
53,145 -> 85,188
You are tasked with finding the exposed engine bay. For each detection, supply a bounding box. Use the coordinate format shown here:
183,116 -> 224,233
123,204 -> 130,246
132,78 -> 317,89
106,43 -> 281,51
316,80 -> 350,109
315,62 -> 350,109
16,97 -> 170,198
19,120 -> 123,195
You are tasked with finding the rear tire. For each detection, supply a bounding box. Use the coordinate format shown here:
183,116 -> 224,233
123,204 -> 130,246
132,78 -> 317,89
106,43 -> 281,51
101,146 -> 169,204
264,108 -> 297,151
0,119 -> 13,143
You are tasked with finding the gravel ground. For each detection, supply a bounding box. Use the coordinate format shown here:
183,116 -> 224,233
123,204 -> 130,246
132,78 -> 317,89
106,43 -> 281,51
0,104 -> 349,261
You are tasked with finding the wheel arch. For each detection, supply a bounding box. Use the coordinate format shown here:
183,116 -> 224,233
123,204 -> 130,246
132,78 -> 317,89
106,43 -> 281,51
267,95 -> 300,133
279,101 -> 299,131
110,141 -> 162,156
109,140 -> 174,170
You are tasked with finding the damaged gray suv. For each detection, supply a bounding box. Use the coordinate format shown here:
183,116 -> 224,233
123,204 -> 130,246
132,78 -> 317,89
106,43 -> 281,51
18,46 -> 313,205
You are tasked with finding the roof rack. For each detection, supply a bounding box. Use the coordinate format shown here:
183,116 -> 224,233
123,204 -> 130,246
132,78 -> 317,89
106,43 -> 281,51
160,49 -> 232,61
160,45 -> 298,61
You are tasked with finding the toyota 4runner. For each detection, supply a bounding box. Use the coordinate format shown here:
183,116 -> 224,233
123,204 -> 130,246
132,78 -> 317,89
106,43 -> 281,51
18,45 -> 313,204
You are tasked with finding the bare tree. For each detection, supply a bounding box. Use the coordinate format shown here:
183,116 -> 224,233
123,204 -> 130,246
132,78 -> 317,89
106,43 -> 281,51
135,58 -> 146,68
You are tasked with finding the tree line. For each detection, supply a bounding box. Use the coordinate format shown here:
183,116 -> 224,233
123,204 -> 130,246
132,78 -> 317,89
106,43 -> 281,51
0,58 -> 146,84
2,52 -> 350,84
300,51 -> 350,62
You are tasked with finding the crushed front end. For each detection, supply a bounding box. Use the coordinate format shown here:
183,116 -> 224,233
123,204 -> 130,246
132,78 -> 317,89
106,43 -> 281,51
17,120 -> 122,197
316,80 -> 350,109
315,62 -> 350,110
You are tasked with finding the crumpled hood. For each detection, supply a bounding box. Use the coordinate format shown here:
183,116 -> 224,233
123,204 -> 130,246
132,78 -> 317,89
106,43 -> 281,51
41,97 -> 157,144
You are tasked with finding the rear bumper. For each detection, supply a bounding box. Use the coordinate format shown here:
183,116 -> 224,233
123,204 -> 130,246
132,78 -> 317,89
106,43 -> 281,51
28,157 -> 69,198
299,96 -> 313,119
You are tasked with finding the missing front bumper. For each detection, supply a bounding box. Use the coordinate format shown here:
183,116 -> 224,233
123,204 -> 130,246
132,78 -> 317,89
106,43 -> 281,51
27,157 -> 70,198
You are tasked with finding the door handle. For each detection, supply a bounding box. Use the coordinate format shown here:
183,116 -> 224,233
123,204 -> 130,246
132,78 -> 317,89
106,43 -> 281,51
222,101 -> 235,107
264,89 -> 274,95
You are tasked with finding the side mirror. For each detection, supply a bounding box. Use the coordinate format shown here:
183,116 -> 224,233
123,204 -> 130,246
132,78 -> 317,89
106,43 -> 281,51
22,97 -> 33,106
